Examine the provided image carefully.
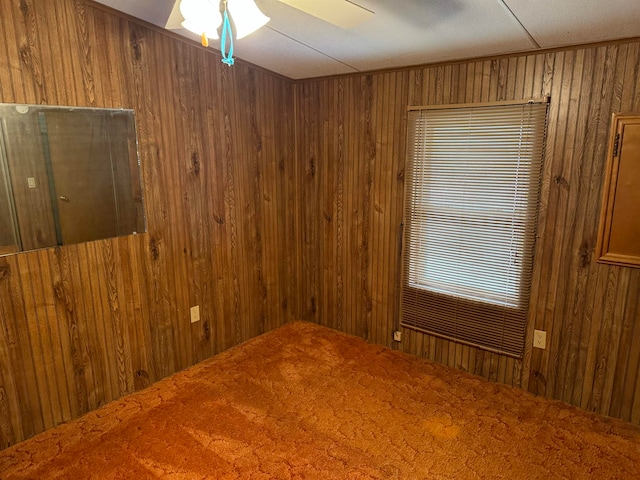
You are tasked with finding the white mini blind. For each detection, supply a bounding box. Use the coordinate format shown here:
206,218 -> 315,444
401,101 -> 548,357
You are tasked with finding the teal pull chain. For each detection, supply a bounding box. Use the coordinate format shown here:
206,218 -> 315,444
221,10 -> 234,66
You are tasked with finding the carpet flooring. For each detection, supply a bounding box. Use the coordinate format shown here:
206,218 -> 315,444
1,321 -> 640,479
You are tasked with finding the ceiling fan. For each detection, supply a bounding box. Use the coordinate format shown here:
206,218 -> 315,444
164,0 -> 374,38
165,0 -> 270,40
163,0 -> 374,66
164,0 -> 271,65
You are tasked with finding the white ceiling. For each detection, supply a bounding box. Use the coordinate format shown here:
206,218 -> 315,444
93,0 -> 640,79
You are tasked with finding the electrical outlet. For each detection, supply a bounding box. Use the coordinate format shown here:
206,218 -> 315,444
533,329 -> 547,349
190,305 -> 200,323
393,330 -> 402,342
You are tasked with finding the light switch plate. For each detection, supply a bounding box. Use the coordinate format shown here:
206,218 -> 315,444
190,305 -> 200,323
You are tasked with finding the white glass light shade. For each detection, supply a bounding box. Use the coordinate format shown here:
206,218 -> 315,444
180,0 -> 222,40
227,0 -> 270,39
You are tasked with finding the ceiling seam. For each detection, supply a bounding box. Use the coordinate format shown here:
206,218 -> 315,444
497,0 -> 541,49
265,25 -> 361,73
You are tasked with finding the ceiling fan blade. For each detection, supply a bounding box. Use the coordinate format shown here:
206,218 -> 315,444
165,0 -> 184,30
279,0 -> 374,29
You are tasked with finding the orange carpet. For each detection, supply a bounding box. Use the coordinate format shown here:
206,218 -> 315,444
1,321 -> 639,479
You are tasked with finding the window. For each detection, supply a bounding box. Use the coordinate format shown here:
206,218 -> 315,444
400,101 -> 548,357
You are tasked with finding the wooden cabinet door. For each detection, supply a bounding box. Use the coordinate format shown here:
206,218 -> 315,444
596,113 -> 640,267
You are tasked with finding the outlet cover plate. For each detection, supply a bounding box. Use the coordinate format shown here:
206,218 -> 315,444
533,329 -> 547,349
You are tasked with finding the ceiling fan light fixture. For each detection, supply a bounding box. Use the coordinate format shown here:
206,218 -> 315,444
180,0 -> 222,40
227,0 -> 270,39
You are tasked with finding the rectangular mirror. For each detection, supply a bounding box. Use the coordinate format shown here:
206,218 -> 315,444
0,104 -> 145,256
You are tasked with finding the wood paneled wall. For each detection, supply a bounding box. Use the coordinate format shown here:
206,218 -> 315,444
0,0 -> 294,448
293,41 -> 640,423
